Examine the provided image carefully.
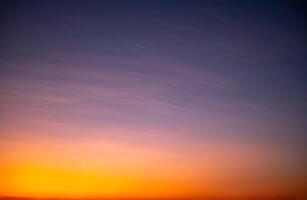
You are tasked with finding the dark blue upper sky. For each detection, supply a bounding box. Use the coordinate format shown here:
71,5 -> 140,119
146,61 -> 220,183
1,0 -> 306,168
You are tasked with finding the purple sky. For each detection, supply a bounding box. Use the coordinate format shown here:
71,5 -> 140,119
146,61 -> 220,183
0,0 -> 306,198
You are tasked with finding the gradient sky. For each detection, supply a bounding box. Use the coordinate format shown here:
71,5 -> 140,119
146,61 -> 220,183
0,0 -> 306,199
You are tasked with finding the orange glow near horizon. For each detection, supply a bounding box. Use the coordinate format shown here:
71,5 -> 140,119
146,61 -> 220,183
0,136 -> 202,199
1,165 -> 197,198
1,134 -> 306,199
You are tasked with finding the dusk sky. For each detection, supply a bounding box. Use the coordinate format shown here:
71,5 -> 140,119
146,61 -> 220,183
0,0 -> 306,199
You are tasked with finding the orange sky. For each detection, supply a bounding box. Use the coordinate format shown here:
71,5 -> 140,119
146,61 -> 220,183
0,131 -> 305,199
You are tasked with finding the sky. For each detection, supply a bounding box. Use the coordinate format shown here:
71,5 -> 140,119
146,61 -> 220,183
0,0 -> 306,199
